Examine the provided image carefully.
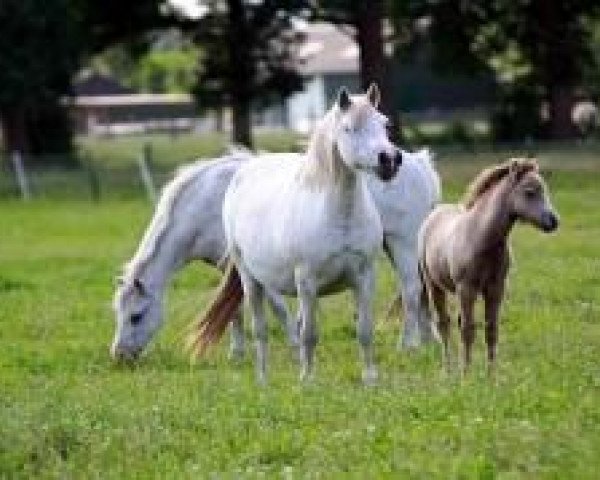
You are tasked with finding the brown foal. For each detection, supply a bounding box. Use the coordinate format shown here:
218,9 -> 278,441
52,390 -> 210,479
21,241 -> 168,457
418,158 -> 559,375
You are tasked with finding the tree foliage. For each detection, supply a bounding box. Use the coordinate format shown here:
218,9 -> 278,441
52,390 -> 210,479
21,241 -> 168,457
391,0 -> 600,140
190,0 -> 308,147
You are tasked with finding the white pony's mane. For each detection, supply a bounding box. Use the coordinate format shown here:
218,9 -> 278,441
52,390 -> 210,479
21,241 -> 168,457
123,150 -> 251,281
302,108 -> 344,187
302,96 -> 371,188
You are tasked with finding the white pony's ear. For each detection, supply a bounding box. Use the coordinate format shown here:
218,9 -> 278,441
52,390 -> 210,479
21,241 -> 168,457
366,83 -> 380,108
337,87 -> 352,111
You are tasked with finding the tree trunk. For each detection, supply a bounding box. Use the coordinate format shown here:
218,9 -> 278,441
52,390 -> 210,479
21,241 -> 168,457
0,104 -> 28,155
355,1 -> 400,142
533,0 -> 577,139
231,97 -> 252,147
547,85 -> 576,139
228,0 -> 253,148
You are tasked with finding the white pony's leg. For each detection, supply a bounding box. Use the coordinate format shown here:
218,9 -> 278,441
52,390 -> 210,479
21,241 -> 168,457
295,271 -> 318,381
353,264 -> 378,385
239,271 -> 268,384
265,289 -> 299,348
387,236 -> 438,350
228,307 -> 245,360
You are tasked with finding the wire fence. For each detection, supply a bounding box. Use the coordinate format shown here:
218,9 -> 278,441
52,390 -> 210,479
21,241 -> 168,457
1,138 -> 599,202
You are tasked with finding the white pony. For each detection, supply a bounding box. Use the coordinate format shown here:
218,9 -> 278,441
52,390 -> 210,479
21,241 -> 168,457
188,84 -> 400,383
111,144 -> 440,362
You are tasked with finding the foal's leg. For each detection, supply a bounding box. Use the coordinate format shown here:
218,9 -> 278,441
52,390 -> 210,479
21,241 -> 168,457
483,283 -> 504,377
457,287 -> 477,376
265,289 -> 300,349
430,284 -> 451,371
295,270 -> 318,382
229,307 -> 245,361
352,263 -> 378,385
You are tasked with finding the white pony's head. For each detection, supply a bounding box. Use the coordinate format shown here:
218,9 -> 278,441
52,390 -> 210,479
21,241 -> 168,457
333,83 -> 401,181
111,275 -> 162,361
306,83 -> 401,185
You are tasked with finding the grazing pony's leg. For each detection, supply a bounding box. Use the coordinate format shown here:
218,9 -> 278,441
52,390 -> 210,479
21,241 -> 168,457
229,308 -> 245,360
228,291 -> 298,361
265,289 -> 299,349
483,282 -> 504,376
295,270 -> 318,382
353,264 -> 378,385
457,287 -> 477,376
430,284 -> 452,371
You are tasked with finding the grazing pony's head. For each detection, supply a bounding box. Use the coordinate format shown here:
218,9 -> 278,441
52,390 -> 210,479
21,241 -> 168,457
111,274 -> 162,362
306,83 -> 401,185
464,158 -> 559,233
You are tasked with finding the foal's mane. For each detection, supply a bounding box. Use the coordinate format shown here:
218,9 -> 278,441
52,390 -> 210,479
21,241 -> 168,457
463,158 -> 538,209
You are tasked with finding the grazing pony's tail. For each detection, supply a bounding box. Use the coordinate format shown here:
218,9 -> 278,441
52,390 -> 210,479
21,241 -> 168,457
187,260 -> 243,357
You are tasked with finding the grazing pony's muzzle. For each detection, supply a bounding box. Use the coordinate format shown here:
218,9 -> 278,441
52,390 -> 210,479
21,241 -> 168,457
541,211 -> 559,232
377,150 -> 401,181
110,343 -> 141,363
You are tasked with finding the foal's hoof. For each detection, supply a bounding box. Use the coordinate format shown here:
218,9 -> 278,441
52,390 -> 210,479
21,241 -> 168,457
362,367 -> 379,386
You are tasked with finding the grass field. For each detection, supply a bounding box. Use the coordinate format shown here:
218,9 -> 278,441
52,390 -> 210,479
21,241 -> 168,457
1,147 -> 599,478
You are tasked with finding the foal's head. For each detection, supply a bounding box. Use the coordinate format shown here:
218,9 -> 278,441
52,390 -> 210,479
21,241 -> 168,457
506,160 -> 559,232
465,158 -> 559,233
323,83 -> 401,182
111,276 -> 162,362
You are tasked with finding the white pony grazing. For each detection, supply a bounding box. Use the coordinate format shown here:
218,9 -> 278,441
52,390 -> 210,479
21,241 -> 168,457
189,84 -> 401,384
111,153 -> 299,361
111,147 -> 440,362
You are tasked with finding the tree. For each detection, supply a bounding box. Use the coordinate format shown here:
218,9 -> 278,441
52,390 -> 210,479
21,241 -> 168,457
397,0 -> 600,140
0,0 -> 80,155
313,1 -> 399,140
187,0 -> 306,147
0,0 -> 173,157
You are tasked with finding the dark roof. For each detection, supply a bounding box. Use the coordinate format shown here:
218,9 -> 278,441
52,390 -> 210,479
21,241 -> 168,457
73,73 -> 135,96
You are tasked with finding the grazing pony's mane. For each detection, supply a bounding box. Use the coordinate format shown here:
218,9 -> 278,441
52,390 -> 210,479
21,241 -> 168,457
123,153 -> 250,280
302,97 -> 371,188
463,158 -> 538,209
122,162 -> 206,280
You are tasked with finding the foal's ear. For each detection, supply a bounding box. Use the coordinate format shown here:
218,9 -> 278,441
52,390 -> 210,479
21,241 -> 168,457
366,82 -> 381,108
337,87 -> 352,111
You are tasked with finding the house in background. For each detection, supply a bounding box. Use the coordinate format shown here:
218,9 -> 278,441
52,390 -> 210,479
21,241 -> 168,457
70,72 -> 198,135
257,21 -> 494,133
283,22 -> 360,133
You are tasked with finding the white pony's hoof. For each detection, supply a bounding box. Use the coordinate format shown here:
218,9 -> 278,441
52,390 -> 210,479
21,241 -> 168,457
398,336 -> 422,351
228,348 -> 245,362
362,367 -> 378,386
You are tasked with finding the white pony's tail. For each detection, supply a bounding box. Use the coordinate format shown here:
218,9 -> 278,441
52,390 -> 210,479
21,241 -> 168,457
187,259 -> 244,357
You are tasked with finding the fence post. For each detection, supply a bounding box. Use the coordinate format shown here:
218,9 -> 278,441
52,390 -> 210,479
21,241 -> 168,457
84,151 -> 101,203
137,143 -> 157,203
11,151 -> 31,200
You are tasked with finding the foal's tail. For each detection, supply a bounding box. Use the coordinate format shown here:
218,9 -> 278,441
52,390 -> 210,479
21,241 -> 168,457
187,259 -> 243,357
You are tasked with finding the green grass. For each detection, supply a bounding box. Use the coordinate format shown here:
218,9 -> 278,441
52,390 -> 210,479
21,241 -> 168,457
1,148 -> 599,478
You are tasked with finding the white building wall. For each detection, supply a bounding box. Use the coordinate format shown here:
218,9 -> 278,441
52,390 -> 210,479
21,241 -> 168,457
285,75 -> 326,133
